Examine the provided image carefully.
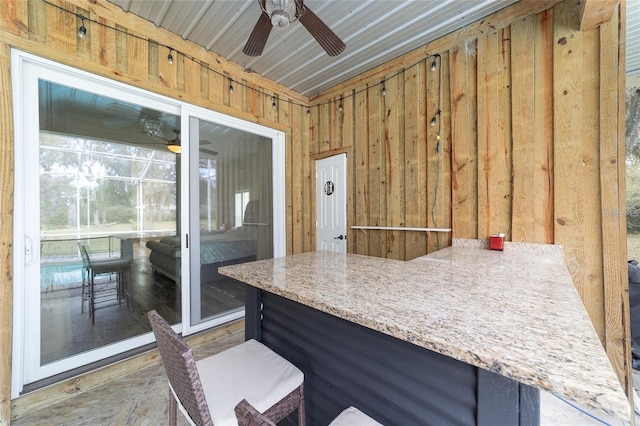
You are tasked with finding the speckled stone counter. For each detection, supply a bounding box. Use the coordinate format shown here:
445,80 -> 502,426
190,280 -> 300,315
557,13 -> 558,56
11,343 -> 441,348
219,240 -> 630,423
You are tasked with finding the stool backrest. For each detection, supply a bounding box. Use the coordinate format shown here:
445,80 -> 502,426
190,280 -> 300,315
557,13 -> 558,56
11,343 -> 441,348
78,242 -> 91,268
147,310 -> 213,426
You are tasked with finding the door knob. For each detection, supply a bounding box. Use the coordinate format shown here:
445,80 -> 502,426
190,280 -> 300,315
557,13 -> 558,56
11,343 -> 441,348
334,235 -> 345,240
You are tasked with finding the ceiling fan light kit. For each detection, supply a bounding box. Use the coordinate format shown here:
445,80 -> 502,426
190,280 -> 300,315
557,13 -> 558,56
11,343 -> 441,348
243,0 -> 345,57
164,129 -> 181,154
167,142 -> 181,154
270,10 -> 290,29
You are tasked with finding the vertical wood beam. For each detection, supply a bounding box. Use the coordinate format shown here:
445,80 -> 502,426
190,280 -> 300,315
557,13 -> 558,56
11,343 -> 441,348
368,85 -> 383,257
127,30 -> 148,81
343,92 -> 355,254
289,107 -> 300,255
553,0 -> 606,339
354,88 -> 369,255
404,63 -> 428,259
291,107 -> 303,254
600,0 -> 633,407
617,0 -> 633,412
0,0 -> 29,36
534,10 -> 555,245
26,0 -> 46,43
580,0 -> 620,31
511,16 -> 538,242
427,58 -> 443,252
0,41 -> 14,426
301,110 -> 312,253
439,52 -> 453,249
511,12 -> 554,243
477,30 -> 512,240
450,42 -> 478,240
385,74 -> 405,260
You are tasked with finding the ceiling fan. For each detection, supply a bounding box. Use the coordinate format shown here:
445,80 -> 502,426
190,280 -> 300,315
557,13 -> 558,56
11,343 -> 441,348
152,129 -> 220,156
103,103 -> 177,139
243,0 -> 345,57
155,129 -> 182,153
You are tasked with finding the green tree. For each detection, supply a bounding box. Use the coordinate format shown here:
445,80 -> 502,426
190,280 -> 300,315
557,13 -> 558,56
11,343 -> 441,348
627,85 -> 640,233
626,87 -> 640,163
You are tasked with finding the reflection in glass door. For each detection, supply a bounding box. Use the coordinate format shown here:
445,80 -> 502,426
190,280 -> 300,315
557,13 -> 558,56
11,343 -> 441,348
16,57 -> 182,388
36,80 -> 181,365
13,51 -> 286,397
188,117 -> 273,326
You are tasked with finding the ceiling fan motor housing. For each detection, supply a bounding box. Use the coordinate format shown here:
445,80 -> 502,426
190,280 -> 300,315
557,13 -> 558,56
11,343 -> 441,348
245,0 -> 343,57
264,0 -> 299,29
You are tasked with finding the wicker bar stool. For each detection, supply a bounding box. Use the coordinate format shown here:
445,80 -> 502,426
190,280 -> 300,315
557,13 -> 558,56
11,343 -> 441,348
236,399 -> 382,426
147,310 -> 305,426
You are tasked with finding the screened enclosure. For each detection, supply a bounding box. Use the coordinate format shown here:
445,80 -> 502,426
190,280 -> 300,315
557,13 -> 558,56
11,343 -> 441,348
40,132 -> 178,266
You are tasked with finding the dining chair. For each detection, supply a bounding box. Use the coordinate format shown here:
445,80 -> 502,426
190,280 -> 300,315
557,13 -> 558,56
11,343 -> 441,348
235,399 -> 382,426
78,242 -> 133,324
147,310 -> 305,426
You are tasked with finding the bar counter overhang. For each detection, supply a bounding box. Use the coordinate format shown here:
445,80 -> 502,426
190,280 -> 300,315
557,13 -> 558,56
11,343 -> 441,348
219,239 -> 630,425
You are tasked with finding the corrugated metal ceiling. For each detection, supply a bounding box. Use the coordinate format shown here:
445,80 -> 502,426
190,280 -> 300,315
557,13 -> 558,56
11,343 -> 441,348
626,0 -> 640,78
108,0 -> 639,95
107,0 -> 520,97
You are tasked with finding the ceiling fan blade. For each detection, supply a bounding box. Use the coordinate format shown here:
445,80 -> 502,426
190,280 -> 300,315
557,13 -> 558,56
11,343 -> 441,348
102,116 -> 138,128
299,6 -> 345,56
243,13 -> 273,56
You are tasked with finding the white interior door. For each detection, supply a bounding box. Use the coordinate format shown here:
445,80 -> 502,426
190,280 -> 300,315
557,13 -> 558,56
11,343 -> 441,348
316,154 -> 347,252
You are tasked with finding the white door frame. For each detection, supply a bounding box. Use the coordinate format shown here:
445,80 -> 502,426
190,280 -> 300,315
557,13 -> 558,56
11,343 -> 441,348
11,50 -> 181,394
10,49 -> 286,396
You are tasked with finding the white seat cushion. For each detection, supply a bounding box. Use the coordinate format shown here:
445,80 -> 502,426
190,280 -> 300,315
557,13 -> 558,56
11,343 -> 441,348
329,406 -> 383,426
196,339 -> 304,426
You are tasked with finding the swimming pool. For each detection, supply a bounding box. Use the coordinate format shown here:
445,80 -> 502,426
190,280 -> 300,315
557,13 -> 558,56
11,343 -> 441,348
40,261 -> 84,291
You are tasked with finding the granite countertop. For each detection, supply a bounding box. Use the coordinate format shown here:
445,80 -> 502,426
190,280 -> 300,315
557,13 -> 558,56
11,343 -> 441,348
218,239 -> 631,421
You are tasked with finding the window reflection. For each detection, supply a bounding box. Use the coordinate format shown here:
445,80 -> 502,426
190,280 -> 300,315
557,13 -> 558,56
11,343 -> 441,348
38,81 -> 180,364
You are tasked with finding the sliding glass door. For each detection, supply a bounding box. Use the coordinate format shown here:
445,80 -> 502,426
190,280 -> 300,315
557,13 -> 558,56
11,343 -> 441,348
12,51 -> 285,396
14,55 -> 183,388
186,116 -> 275,328
37,93 -> 181,365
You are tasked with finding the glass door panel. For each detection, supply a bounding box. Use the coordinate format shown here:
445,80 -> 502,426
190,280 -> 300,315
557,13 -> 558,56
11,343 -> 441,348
13,51 -> 285,395
26,76 -> 181,383
188,117 -> 273,326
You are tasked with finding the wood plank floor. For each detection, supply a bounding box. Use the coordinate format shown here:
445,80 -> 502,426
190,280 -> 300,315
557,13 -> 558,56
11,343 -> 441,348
41,247 -> 244,365
14,329 -> 245,425
14,329 -> 640,425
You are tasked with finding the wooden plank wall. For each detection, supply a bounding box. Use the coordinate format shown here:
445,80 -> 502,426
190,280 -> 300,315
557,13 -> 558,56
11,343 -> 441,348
0,0 -> 310,421
311,0 -> 630,407
0,0 -> 631,421
310,61 -> 449,260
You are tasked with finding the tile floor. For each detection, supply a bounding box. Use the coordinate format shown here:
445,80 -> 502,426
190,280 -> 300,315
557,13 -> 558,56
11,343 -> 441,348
12,331 -> 640,425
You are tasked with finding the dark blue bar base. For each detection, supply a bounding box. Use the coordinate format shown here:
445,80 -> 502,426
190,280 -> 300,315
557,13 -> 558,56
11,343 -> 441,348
244,285 -> 540,426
